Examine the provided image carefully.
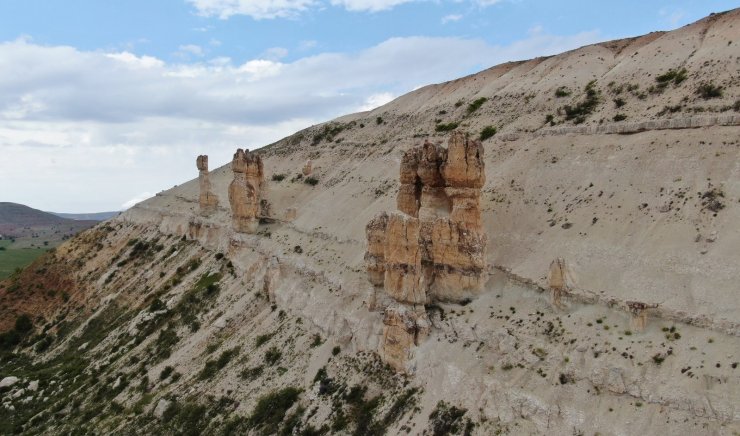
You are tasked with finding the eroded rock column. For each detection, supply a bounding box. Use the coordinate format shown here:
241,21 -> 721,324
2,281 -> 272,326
366,132 -> 488,371
196,155 -> 219,215
228,149 -> 263,234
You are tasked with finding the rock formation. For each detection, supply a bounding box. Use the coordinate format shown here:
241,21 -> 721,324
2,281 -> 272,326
196,155 -> 219,215
366,132 -> 487,371
626,301 -> 658,332
302,160 -> 312,176
547,258 -> 568,309
228,149 -> 264,233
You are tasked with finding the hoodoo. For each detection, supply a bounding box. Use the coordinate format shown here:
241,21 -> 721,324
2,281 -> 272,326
366,132 -> 488,371
228,148 -> 264,234
196,155 -> 219,215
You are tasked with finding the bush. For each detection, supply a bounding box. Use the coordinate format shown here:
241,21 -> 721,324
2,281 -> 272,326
554,87 -> 571,97
435,122 -> 459,132
655,68 -> 687,85
160,366 -> 174,380
613,114 -> 627,122
198,347 -> 240,380
429,401 -> 469,436
466,97 -> 487,114
14,314 -> 33,334
697,82 -> 723,99
254,333 -> 273,348
248,387 -> 302,432
271,174 -> 286,182
479,126 -> 497,141
304,177 -> 319,186
264,347 -> 282,366
563,80 -> 600,124
332,345 -> 341,356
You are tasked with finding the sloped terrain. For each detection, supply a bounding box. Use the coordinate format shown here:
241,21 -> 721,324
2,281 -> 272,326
0,9 -> 739,436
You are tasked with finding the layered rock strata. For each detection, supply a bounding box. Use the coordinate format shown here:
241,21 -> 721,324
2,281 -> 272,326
366,132 -> 487,371
196,155 -> 219,215
228,149 -> 264,233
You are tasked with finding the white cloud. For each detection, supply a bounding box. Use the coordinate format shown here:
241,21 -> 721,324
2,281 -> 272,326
263,46 -> 289,60
329,0 -> 417,12
188,0 -> 316,19
441,14 -> 462,24
659,7 -> 686,28
178,44 -> 205,57
0,29 -> 600,211
359,92 -> 395,111
122,192 -> 154,209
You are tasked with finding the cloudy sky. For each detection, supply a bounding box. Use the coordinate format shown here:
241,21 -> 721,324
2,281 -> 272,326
0,0 -> 736,212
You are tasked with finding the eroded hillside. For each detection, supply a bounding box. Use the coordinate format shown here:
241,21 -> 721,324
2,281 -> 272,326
1,9 -> 739,436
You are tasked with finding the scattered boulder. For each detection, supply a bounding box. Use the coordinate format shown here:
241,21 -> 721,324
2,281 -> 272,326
27,380 -> 39,392
0,376 -> 19,389
154,398 -> 172,419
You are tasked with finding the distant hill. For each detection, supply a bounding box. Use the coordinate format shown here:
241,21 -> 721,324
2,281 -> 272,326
0,202 -> 97,244
50,211 -> 120,221
0,202 -> 69,229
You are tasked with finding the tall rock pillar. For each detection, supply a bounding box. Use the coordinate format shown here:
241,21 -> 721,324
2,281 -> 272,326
196,155 -> 219,215
228,149 -> 263,234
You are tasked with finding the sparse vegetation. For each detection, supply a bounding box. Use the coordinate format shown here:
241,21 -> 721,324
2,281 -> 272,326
555,86 -> 572,98
479,125 -> 497,140
466,97 -> 487,114
563,80 -> 600,124
248,387 -> 302,434
697,82 -> 723,99
198,347 -> 240,380
304,176 -> 319,186
271,174 -> 286,182
435,122 -> 459,132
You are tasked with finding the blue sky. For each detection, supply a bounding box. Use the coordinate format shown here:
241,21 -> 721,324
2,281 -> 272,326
0,0 -> 736,211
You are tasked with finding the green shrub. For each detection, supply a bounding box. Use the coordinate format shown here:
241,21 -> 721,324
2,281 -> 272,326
254,333 -> 273,348
435,122 -> 459,132
248,387 -> 302,432
563,80 -> 600,124
376,117 -> 383,125
271,174 -> 286,182
428,401 -> 469,436
332,345 -> 341,356
554,86 -> 571,97
199,347 -> 240,380
655,68 -> 687,85
479,126 -> 497,141
264,347 -> 282,366
304,177 -> 319,186
466,97 -> 487,114
613,114 -> 627,122
697,82 -> 723,99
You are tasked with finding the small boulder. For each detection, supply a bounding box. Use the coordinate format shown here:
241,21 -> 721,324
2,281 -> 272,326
28,380 -> 39,392
0,377 -> 19,389
154,398 -> 172,419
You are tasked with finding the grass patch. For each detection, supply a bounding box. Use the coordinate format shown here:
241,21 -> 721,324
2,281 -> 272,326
0,241 -> 47,280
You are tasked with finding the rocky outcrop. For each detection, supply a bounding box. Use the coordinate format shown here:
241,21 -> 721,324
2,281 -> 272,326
380,305 -> 430,372
364,212 -> 389,286
367,132 -> 487,371
547,258 -> 568,309
228,149 -> 264,233
302,160 -> 312,176
196,155 -> 219,215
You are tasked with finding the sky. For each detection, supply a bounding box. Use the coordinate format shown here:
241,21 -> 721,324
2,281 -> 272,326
0,0 -> 736,212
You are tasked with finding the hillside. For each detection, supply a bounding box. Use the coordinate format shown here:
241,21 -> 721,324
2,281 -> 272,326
0,9 -> 739,436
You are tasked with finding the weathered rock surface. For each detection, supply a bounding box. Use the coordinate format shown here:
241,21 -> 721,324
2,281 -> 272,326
228,149 -> 264,233
367,132 -> 487,369
0,376 -> 19,389
380,304 -> 430,372
364,212 -> 389,286
196,155 -> 219,215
